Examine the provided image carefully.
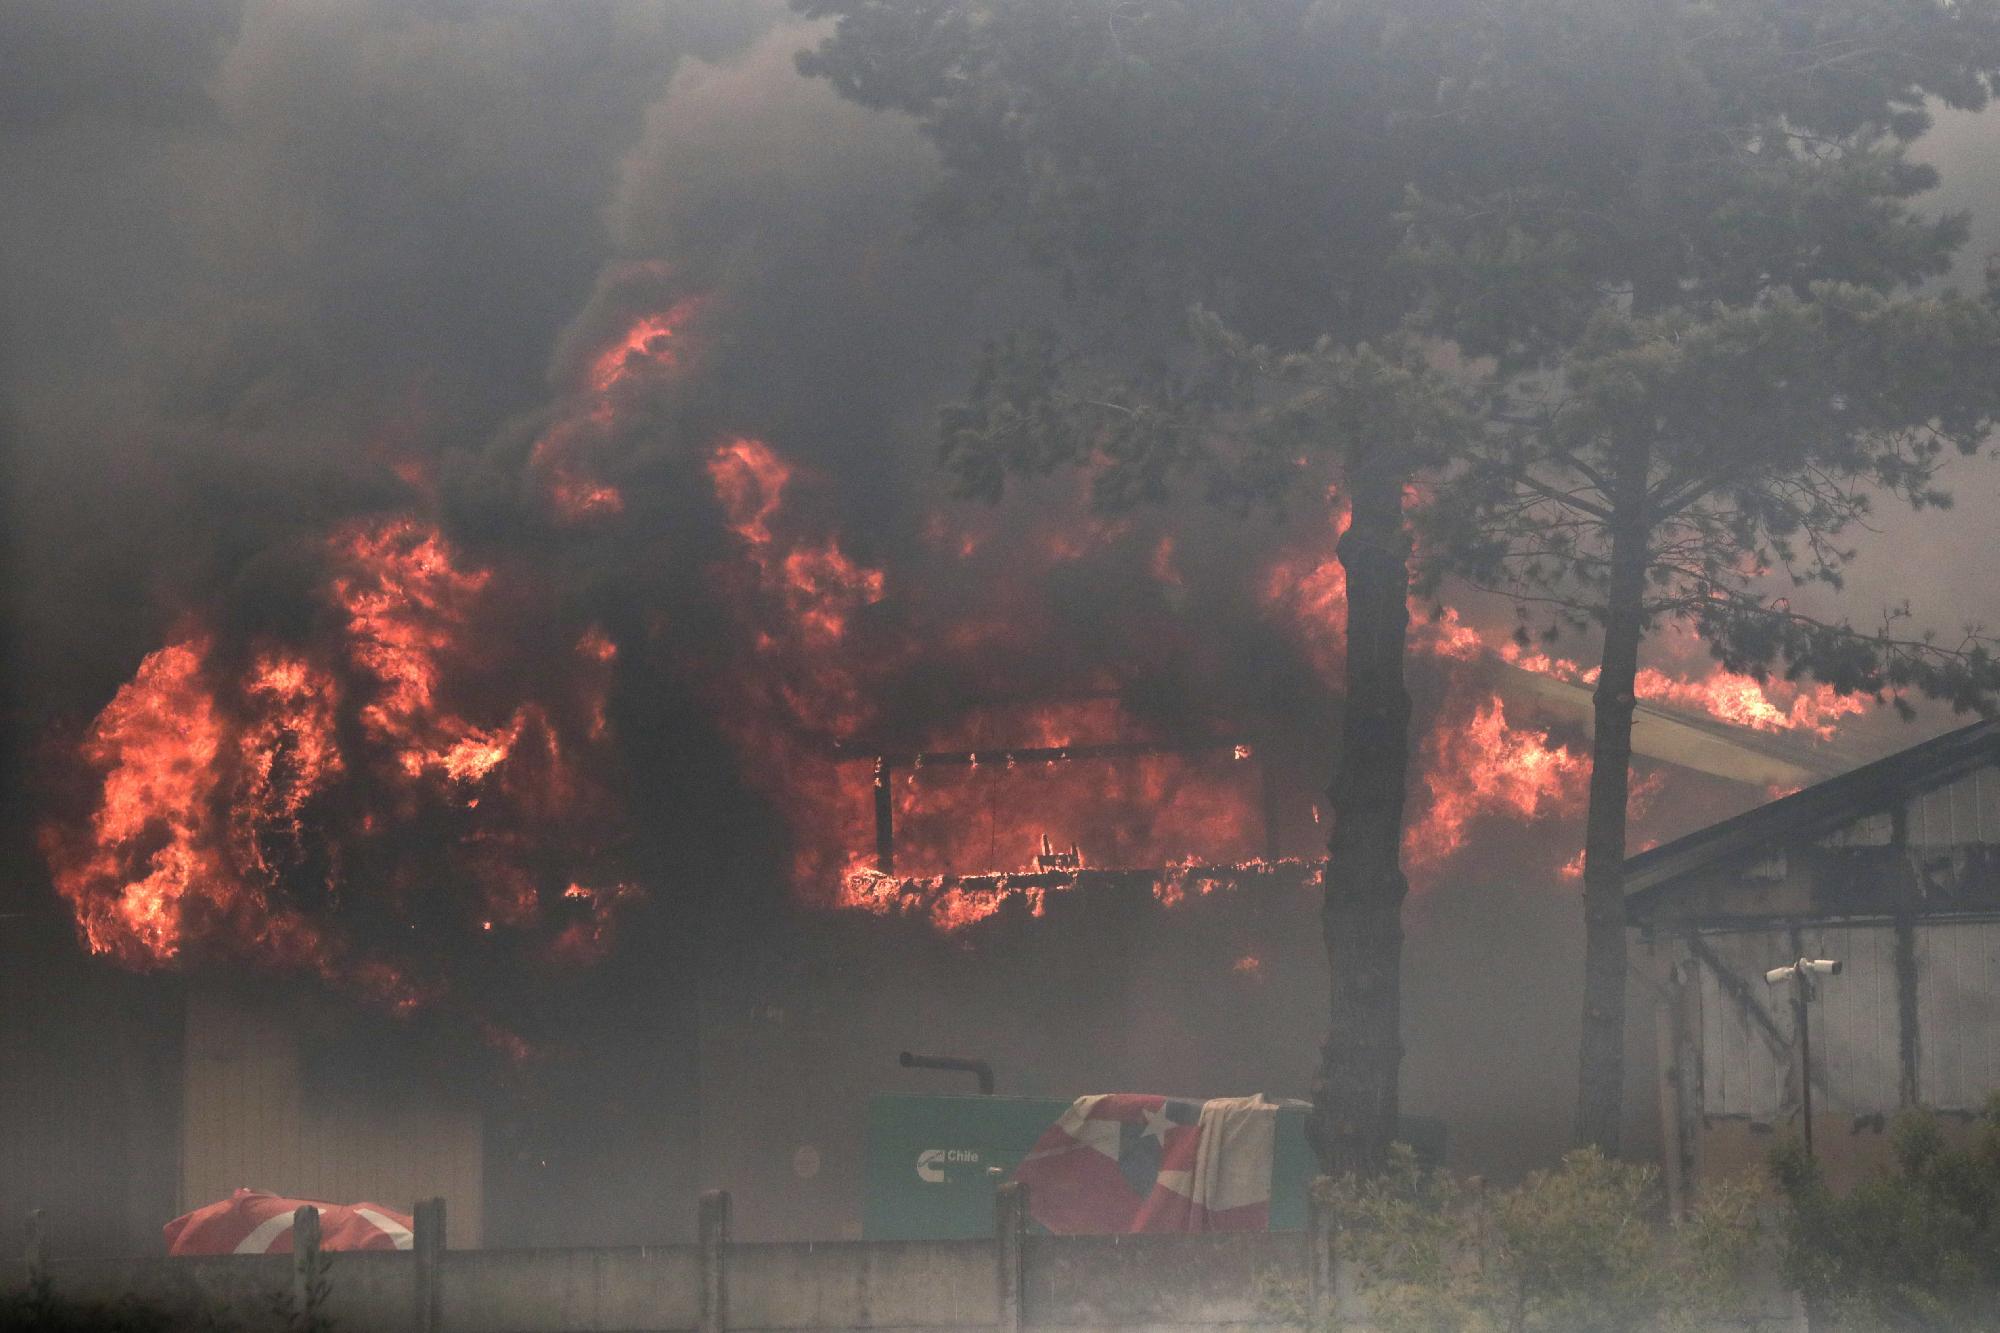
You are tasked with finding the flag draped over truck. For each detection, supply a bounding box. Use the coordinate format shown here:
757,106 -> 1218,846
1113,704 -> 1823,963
1011,1093 -> 1284,1233
164,1188 -> 414,1254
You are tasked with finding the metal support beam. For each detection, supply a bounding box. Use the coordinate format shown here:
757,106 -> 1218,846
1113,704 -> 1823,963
994,1181 -> 1026,1333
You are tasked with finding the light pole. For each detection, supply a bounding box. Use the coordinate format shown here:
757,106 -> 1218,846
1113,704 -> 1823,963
1764,957 -> 1842,1157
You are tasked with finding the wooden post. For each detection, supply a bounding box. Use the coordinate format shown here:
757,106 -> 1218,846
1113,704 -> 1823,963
291,1205 -> 322,1321
23,1209 -> 47,1302
1655,980 -> 1686,1220
1307,1177 -> 1338,1330
1672,940 -> 1707,1202
413,1197 -> 445,1333
698,1189 -> 731,1333
994,1180 -> 1026,1333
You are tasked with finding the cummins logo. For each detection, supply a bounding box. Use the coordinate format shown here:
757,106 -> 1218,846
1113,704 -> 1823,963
916,1148 -> 981,1183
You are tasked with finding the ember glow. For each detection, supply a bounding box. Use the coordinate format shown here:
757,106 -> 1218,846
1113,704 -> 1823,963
43,514 -> 638,1025
531,296 -> 708,523
587,296 -> 705,393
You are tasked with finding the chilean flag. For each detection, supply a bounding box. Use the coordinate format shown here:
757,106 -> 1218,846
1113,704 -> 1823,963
1012,1094 -> 1282,1234
164,1189 -> 414,1255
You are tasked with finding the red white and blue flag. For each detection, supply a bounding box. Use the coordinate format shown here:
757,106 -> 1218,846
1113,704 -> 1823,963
1012,1094 -> 1282,1234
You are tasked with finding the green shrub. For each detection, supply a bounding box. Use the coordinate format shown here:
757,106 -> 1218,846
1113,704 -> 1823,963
1328,1145 -> 1773,1332
1773,1096 -> 2000,1331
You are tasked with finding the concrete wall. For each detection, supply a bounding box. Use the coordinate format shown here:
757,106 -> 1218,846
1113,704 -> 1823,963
8,1229 -> 1811,1332
1023,1234 -> 1300,1329
10,1233 -> 1303,1333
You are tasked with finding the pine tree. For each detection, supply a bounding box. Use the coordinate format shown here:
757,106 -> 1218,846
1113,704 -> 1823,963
795,0 -> 1469,1173
1407,0 -> 2000,1151
798,0 -> 2000,1170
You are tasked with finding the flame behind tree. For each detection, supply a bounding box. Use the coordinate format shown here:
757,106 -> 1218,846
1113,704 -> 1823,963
794,0 -> 1516,1178
1411,0 -> 2000,1153
683,416 -> 1848,924
795,0 -> 2000,1178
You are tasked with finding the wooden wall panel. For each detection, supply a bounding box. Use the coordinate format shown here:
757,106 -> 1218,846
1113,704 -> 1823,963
1798,924 -> 1902,1115
1908,763 -> 2000,847
1694,930 -> 1789,1119
1915,921 -> 2000,1110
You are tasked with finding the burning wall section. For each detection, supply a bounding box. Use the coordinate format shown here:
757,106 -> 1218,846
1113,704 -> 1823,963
41,513 -> 638,1041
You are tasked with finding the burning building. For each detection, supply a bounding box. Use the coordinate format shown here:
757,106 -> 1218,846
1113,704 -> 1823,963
0,381 -> 1891,1247
3,5 -> 1972,1258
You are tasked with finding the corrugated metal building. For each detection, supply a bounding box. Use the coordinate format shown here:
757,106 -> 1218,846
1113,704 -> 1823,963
1627,719 -> 2000,1203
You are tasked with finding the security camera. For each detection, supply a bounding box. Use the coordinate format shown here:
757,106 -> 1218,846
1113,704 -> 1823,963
1805,959 -> 1841,975
1764,965 -> 1796,985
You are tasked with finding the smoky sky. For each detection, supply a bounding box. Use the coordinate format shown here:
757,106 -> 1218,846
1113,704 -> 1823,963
10,0 -> 2000,745
2,2 -> 769,718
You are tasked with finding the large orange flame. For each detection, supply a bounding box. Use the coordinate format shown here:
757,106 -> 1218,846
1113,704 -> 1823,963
1405,697 -> 1590,871
695,438 -> 1745,929
45,515 -> 638,1029
1500,642 -> 1866,738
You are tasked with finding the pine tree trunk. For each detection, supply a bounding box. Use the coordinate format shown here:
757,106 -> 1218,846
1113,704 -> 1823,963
1574,436 -> 1651,1153
1309,448 -> 1413,1177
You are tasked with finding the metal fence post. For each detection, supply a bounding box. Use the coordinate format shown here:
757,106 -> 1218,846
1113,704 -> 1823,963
413,1197 -> 445,1333
698,1189 -> 732,1333
1307,1176 -> 1337,1330
995,1181 -> 1027,1333
292,1205 -> 322,1323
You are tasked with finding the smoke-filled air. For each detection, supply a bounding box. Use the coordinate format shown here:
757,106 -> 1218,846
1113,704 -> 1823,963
9,1 -> 2000,1323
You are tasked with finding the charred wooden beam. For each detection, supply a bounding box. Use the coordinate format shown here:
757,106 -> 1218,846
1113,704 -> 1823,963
838,737 -> 1250,768
1259,746 -> 1281,861
845,859 -> 1320,896
1498,662 -> 1855,789
1895,913 -> 1921,1107
873,757 -> 894,874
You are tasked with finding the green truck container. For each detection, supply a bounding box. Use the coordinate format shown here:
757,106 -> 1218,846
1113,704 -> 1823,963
861,1093 -> 1326,1239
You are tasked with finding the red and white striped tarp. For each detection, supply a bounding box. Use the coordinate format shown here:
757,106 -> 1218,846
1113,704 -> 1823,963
164,1188 -> 414,1255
